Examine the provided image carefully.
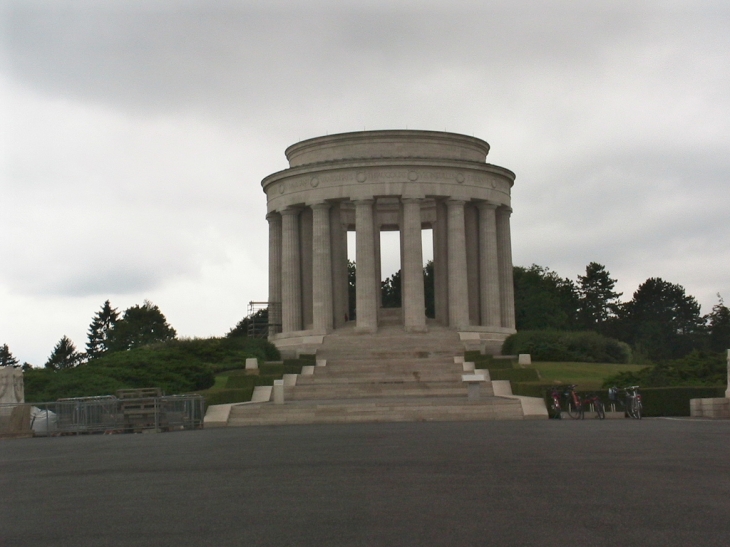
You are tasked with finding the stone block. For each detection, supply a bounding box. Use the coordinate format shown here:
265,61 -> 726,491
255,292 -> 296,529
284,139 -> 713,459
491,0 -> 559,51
283,374 -> 298,386
518,354 -> 531,365
245,358 -> 258,370
273,380 -> 285,405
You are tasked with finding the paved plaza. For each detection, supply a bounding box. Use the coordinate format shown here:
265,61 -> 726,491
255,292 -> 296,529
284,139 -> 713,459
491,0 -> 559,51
2,419 -> 729,546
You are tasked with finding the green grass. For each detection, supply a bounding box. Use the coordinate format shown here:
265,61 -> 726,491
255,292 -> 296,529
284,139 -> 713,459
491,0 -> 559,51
527,361 -> 648,391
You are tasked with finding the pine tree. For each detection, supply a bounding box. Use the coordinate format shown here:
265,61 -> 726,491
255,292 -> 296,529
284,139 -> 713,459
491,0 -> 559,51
107,300 -> 176,351
707,294 -> 730,353
0,344 -> 20,367
45,336 -> 82,370
577,262 -> 622,331
85,300 -> 120,359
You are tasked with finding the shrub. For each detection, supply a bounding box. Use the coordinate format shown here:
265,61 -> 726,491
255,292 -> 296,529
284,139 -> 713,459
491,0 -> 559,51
603,350 -> 727,388
489,368 -> 540,382
199,388 -> 255,406
639,387 -> 726,417
502,331 -> 631,364
464,352 -> 516,370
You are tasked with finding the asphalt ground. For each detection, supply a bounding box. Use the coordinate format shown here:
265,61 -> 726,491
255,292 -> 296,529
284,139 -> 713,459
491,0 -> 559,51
1,419 -> 729,547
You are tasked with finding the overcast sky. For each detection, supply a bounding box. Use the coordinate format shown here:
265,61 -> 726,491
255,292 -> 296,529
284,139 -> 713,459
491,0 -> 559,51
1,1 -> 729,366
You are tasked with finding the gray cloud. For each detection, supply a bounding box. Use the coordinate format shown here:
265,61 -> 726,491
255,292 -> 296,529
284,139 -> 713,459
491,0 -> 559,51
2,0 -> 729,364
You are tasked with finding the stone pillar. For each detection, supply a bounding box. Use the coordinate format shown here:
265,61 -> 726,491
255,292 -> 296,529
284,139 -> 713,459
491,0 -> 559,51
267,212 -> 282,336
447,199 -> 470,329
355,199 -> 377,333
373,210 -> 382,321
330,203 -> 348,328
464,203 -> 480,325
402,198 -> 427,332
300,207 -> 314,330
725,349 -> 729,399
477,202 -> 501,327
497,206 -> 516,329
433,200 -> 449,325
280,208 -> 302,333
312,202 -> 333,333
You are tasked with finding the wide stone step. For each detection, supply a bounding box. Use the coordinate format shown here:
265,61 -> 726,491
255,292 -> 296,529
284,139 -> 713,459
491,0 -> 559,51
314,362 -> 463,374
284,382 -> 495,400
297,372 -> 462,384
227,397 -> 524,426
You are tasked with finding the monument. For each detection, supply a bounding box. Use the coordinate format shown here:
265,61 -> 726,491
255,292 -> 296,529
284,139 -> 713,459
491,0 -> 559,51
261,130 -> 517,355
204,133 -> 542,426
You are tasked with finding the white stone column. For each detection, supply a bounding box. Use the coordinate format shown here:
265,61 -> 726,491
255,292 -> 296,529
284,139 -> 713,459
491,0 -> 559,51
497,206 -> 516,329
355,199 -> 377,333
373,210 -> 382,321
300,207 -> 314,330
312,202 -> 334,333
280,208 -> 302,333
267,212 -> 282,336
447,199 -> 470,329
464,203 -> 480,325
477,202 -> 501,327
402,198 -> 427,332
433,200 -> 449,325
330,203 -> 348,329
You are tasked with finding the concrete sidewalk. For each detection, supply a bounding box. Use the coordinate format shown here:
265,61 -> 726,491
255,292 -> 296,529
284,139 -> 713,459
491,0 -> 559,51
1,419 -> 729,547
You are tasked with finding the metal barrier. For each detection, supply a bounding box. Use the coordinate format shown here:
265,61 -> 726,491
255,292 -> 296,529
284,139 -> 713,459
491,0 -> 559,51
0,395 -> 205,437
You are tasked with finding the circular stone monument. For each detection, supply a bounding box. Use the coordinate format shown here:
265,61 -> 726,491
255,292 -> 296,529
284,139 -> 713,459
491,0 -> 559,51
261,130 -> 516,353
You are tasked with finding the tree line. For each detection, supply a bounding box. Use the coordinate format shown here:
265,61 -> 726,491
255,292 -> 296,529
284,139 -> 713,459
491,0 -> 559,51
514,262 -> 729,362
0,300 -> 177,371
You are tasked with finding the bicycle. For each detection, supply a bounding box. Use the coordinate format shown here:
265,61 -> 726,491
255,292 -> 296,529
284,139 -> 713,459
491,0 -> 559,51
608,386 -> 642,419
563,385 -> 605,420
548,387 -> 563,419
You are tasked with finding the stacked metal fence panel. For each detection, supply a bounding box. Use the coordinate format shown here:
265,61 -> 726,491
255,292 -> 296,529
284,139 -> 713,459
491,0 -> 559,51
0,395 -> 205,437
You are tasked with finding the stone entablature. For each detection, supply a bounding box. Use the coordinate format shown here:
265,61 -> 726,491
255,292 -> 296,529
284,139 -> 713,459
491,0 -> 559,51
261,130 -> 517,346
263,161 -> 514,212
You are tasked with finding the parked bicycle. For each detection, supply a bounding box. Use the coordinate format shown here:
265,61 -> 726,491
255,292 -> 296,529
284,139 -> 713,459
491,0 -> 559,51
563,385 -> 605,420
608,385 -> 643,419
548,387 -> 563,419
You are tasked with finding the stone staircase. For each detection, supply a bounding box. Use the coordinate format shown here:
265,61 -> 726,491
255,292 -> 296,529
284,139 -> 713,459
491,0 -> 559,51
224,321 -> 534,426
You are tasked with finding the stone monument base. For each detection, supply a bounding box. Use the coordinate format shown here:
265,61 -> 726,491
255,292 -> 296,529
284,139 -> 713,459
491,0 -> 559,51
690,397 -> 730,419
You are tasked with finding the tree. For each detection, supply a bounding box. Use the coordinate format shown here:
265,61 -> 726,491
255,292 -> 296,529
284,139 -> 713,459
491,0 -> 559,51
228,308 -> 269,338
706,294 -> 730,352
107,301 -> 177,352
381,269 -> 401,308
45,336 -> 82,370
617,278 -> 704,360
348,260 -> 356,320
576,262 -> 622,332
0,344 -> 20,367
513,265 -> 579,331
85,300 -> 120,359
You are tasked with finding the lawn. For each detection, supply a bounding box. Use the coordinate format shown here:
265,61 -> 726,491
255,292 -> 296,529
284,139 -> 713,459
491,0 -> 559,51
527,362 -> 648,391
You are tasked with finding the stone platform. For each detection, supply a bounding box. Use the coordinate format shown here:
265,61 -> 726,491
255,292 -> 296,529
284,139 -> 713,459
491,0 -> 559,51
209,324 -> 545,427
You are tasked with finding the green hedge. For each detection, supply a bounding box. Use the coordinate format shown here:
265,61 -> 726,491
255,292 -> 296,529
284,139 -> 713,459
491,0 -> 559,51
639,387 -> 726,417
464,351 -> 516,370
512,382 -> 564,398
511,383 -> 727,417
502,330 -> 631,364
490,368 -> 540,382
198,388 -> 255,406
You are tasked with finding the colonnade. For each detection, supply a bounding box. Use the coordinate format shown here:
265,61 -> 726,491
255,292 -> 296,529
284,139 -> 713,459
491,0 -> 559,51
267,198 -> 515,335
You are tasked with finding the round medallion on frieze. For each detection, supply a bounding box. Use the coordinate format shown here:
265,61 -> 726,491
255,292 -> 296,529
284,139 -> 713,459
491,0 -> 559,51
356,171 -> 367,183
279,183 -> 285,194
456,173 -> 465,184
408,170 -> 418,181
311,177 -> 320,188
490,179 -> 497,188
